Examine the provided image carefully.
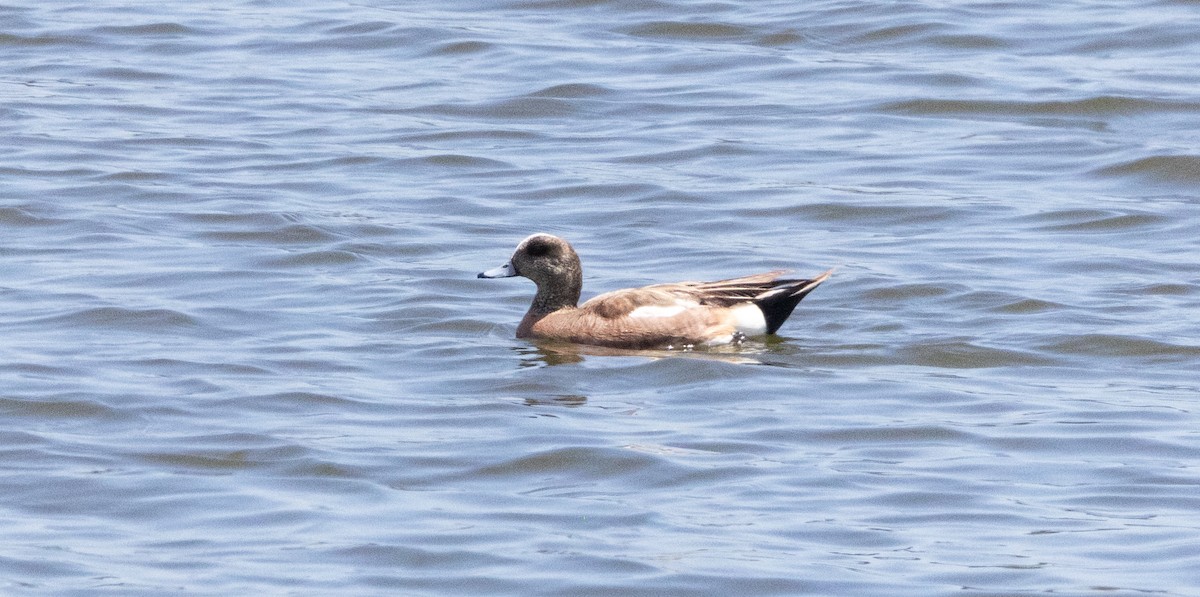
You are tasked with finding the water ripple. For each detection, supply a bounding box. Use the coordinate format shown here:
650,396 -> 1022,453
884,96 -> 1200,118
1095,154 -> 1200,185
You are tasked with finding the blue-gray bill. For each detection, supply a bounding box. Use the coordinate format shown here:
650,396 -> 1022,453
478,262 -> 517,278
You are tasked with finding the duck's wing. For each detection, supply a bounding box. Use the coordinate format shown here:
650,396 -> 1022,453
655,270 -> 794,306
555,270 -> 829,347
557,286 -> 727,348
580,285 -> 700,320
578,271 -> 795,319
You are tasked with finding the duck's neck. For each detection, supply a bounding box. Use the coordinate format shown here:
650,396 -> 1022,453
513,262 -> 582,338
530,274 -> 581,315
514,276 -> 580,338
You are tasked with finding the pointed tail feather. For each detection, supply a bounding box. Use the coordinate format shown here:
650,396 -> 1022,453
753,269 -> 832,334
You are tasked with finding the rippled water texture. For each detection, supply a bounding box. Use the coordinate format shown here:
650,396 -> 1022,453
3,1 -> 1199,595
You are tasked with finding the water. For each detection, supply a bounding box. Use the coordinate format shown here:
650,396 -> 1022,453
2,1 -> 1199,595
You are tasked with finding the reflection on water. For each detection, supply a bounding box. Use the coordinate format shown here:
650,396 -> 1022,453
522,394 -> 588,408
516,339 -> 787,368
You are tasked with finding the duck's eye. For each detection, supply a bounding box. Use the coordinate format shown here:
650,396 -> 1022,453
525,238 -> 553,257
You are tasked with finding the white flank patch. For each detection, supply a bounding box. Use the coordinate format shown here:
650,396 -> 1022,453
624,297 -> 700,318
730,303 -> 767,336
628,303 -> 696,316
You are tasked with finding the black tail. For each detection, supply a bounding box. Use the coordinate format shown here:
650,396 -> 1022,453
753,270 -> 832,334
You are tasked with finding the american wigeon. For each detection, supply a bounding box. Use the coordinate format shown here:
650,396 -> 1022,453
479,233 -> 831,349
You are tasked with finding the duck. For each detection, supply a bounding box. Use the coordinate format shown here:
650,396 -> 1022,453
478,233 -> 831,349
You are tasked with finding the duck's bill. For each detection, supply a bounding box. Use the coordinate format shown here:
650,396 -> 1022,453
478,262 -> 517,278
